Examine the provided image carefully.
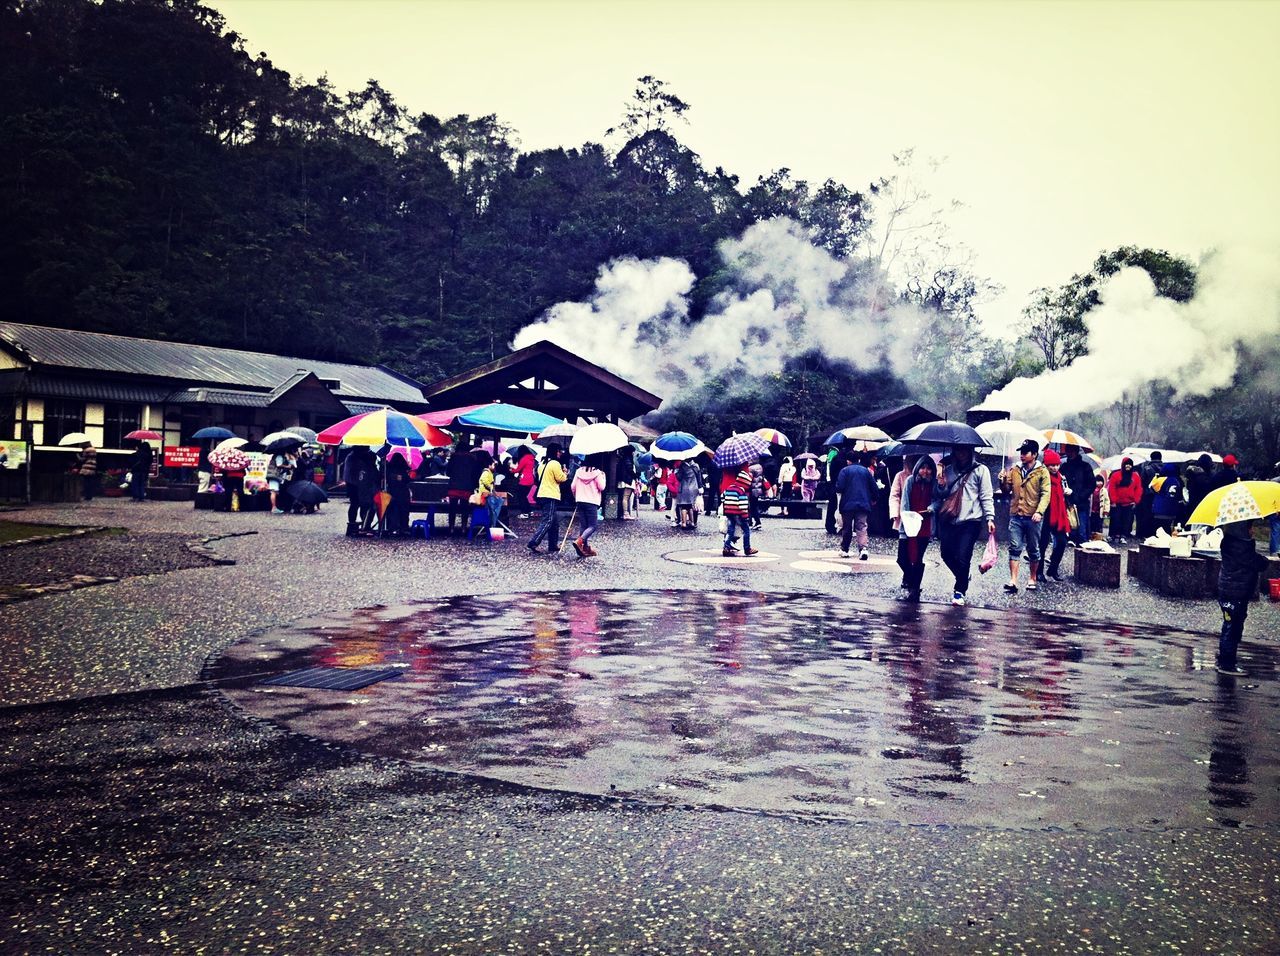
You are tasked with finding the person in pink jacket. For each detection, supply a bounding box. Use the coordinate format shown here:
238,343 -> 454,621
570,457 -> 607,558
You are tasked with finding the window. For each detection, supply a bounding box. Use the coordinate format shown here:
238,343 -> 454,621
43,400 -> 84,444
103,403 -> 142,448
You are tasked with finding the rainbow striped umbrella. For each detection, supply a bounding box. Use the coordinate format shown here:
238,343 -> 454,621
755,427 -> 792,448
317,409 -> 451,448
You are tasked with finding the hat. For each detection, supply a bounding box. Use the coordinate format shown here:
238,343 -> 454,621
1223,454 -> 1238,467
1043,449 -> 1061,465
1017,439 -> 1039,455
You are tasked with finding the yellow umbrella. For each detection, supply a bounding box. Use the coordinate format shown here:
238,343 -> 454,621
1186,481 -> 1280,527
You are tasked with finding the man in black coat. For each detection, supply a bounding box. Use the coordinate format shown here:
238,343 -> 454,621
1135,452 -> 1162,538
1059,445 -> 1096,543
1215,519 -> 1271,676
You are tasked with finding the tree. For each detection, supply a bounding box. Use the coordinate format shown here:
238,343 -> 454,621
606,75 -> 690,141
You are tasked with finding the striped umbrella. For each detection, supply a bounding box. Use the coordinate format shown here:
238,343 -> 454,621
317,409 -> 451,448
1042,428 -> 1094,453
713,432 -> 770,469
755,428 -> 792,448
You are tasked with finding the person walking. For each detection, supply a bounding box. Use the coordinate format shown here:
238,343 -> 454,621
1215,519 -> 1271,676
76,442 -> 98,501
896,456 -> 937,601
748,459 -> 766,530
528,447 -> 567,554
1134,451 -> 1163,538
1039,450 -> 1073,581
616,448 -> 638,520
1000,439 -> 1050,593
800,458 -> 821,502
675,458 -> 704,530
824,449 -> 842,535
835,452 -> 875,560
569,457 -> 606,557
1059,445 -> 1095,544
720,464 -> 756,557
933,444 -> 995,606
777,456 -> 796,500
1107,457 -> 1142,542
128,439 -> 153,502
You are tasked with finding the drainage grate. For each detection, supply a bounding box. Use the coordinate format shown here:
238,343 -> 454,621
259,666 -> 403,691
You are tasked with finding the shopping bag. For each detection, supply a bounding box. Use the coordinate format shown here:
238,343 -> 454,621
978,532 -> 999,574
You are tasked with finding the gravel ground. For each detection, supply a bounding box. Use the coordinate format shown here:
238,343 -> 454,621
0,528 -> 216,589
1,498 -> 1278,953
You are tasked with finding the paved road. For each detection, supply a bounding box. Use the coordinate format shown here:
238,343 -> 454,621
2,500 -> 1277,953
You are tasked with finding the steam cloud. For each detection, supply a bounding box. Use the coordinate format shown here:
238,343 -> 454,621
979,245 -> 1280,422
512,218 -> 924,402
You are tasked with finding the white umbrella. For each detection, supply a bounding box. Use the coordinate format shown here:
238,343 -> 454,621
215,436 -> 249,452
1099,452 -> 1147,473
975,419 -> 1042,473
569,422 -> 630,456
57,432 -> 92,447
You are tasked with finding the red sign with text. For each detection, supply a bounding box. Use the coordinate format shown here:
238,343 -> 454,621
164,445 -> 201,468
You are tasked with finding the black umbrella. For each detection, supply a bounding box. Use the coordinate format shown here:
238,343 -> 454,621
289,480 -> 329,507
896,421 -> 989,448
265,437 -> 305,454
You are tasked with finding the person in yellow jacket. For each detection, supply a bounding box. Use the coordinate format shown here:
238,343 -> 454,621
527,447 -> 567,553
999,439 -> 1051,592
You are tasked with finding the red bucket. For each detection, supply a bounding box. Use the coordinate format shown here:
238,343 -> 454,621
1270,577 -> 1280,601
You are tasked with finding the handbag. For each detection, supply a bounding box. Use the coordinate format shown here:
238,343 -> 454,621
939,468 -> 972,521
1067,504 -> 1079,532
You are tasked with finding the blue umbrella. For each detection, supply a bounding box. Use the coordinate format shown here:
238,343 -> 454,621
451,402 -> 562,436
713,432 -> 770,469
193,426 -> 236,440
651,431 -> 708,461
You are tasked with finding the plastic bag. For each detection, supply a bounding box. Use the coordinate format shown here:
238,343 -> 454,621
718,514 -> 729,535
978,532 -> 999,574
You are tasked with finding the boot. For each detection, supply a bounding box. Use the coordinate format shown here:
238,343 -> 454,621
346,522 -> 360,537
584,543 -> 598,557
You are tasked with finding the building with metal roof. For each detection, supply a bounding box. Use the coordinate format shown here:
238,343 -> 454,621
0,321 -> 429,453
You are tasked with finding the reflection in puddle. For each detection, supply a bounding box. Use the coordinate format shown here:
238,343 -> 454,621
214,590 -> 1280,829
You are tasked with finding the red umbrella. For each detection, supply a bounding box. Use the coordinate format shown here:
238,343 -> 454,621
125,429 -> 162,441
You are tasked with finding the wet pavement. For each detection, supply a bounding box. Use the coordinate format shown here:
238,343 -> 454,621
2,499 -> 1279,953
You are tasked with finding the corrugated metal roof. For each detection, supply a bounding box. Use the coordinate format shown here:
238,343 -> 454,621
166,388 -> 272,407
21,373 -> 171,403
0,322 -> 427,405
342,401 -> 387,416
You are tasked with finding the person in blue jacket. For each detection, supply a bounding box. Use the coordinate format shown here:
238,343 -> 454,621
835,452 -> 876,560
1149,461 -> 1184,534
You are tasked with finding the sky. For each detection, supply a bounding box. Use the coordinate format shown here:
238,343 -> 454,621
210,0 -> 1280,340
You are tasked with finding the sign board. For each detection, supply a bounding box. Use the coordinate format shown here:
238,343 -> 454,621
243,452 -> 269,493
0,440 -> 28,470
164,445 -> 201,468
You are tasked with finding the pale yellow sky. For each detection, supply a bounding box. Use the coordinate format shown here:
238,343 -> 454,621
211,0 -> 1280,337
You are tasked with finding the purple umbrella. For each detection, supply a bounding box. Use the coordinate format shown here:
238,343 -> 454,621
713,432 -> 770,469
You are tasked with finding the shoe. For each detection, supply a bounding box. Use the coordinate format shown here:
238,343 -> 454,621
722,548 -> 737,557
548,547 -> 560,553
859,549 -> 869,561
571,538 -> 586,558
906,590 -> 921,603
527,542 -> 540,553
584,545 -> 599,557
951,592 -> 966,606
1003,583 -> 1018,593
1048,572 -> 1063,582
1216,665 -> 1247,677
1026,580 -> 1038,591
840,549 -> 850,558
744,548 -> 759,557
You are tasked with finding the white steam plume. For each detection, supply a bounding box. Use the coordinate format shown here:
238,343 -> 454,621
979,245 -> 1280,422
512,217 -> 923,401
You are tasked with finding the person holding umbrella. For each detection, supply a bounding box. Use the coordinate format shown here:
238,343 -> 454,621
569,455 -> 607,557
896,456 -> 937,601
76,441 -> 98,501
934,444 -> 996,605
527,446 -> 567,554
127,438 -> 154,502
999,439 -> 1049,593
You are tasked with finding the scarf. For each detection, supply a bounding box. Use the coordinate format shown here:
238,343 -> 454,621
903,469 -> 934,564
1048,471 -> 1071,533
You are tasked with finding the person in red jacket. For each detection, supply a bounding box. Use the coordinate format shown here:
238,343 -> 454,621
1106,456 -> 1143,543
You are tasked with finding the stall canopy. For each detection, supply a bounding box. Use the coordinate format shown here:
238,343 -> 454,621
421,340 -> 662,425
